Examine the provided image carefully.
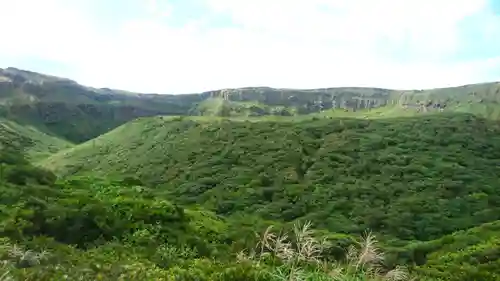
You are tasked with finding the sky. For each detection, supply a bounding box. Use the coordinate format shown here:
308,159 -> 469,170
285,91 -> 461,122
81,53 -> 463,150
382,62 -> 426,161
0,0 -> 500,94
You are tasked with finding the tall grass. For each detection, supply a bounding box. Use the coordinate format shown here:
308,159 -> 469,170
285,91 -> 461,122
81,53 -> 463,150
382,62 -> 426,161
0,262 -> 13,281
244,221 -> 411,281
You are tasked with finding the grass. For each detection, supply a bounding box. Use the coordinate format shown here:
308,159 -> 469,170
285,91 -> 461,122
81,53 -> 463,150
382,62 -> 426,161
246,221 -> 411,281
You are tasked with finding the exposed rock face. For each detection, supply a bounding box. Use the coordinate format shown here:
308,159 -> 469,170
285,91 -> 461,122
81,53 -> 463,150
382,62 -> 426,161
203,87 -> 394,113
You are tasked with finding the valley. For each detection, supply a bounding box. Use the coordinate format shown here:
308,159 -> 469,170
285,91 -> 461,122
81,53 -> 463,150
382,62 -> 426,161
1,68 -> 500,280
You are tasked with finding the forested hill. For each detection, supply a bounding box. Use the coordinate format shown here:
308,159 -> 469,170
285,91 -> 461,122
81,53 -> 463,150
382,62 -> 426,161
42,113 -> 500,242
2,67 -> 500,143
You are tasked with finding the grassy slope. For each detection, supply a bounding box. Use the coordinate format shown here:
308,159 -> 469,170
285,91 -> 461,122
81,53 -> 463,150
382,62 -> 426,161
193,97 -> 296,116
0,119 -> 73,160
41,113 -> 500,243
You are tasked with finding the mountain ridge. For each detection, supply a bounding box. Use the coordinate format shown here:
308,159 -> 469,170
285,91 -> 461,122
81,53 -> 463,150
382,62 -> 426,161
3,66 -> 500,93
2,66 -> 500,143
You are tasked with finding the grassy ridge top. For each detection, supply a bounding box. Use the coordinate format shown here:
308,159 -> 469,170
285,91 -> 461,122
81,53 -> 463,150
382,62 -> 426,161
41,113 -> 500,243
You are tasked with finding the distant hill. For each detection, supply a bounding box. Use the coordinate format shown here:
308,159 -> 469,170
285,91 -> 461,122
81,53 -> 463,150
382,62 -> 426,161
0,118 -> 73,160
3,67 -> 500,143
0,67 -> 201,142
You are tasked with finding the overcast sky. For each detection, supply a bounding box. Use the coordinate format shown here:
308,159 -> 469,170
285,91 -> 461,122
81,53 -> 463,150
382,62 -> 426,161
1,0 -> 499,94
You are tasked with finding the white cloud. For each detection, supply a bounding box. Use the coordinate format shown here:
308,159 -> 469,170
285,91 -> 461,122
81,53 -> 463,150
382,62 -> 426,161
205,0 -> 486,60
0,0 -> 100,63
0,0 -> 499,93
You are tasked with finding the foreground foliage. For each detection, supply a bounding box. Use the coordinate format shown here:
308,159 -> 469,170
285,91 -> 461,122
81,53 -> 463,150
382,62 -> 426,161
2,148 -> 500,280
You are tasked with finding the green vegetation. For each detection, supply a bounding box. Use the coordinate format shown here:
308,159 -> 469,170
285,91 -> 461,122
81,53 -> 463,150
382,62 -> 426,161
0,119 -> 72,160
38,113 -> 500,279
192,98 -> 296,116
3,67 -> 500,280
42,114 -> 500,240
4,143 -> 500,280
411,220 -> 500,280
1,148 -> 417,280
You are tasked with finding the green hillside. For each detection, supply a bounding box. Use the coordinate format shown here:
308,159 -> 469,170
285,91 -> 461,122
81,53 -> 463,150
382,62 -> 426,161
2,147 -> 422,280
42,114 -> 500,243
0,119 -> 73,160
